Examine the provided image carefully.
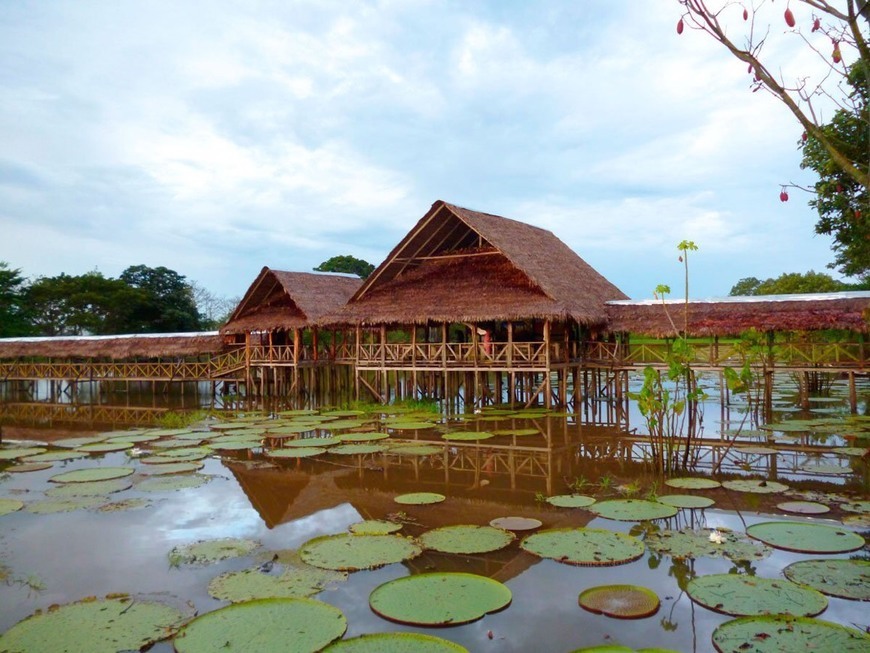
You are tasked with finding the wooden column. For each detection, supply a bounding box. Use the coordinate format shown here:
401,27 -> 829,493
544,320 -> 551,409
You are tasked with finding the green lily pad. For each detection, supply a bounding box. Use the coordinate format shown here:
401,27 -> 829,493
394,492 -> 445,505
0,595 -> 187,653
268,447 -> 327,459
337,431 -> 389,442
49,466 -> 134,484
834,447 -> 868,457
841,500 -> 870,514
46,478 -> 133,497
657,495 -> 715,509
22,451 -> 86,463
265,425 -> 319,435
776,501 -> 830,515
27,496 -> 106,514
645,528 -> 771,562
348,520 -> 403,535
209,440 -> 262,451
281,437 -> 341,447
712,615 -> 870,653
7,462 -> 54,473
369,572 -> 511,626
0,447 -> 47,460
323,632 -> 469,652
489,516 -> 542,531
722,479 -> 789,494
0,498 -> 25,516
746,521 -> 865,554
687,573 -> 827,617
153,446 -> 213,459
139,461 -> 204,475
141,453 -> 208,465
664,477 -> 721,490
520,528 -> 645,566
77,441 -> 135,453
578,584 -> 660,619
322,410 -> 365,417
106,433 -> 163,443
388,444 -> 443,456
419,525 -> 515,554
299,534 -> 422,571
589,499 -> 678,521
323,420 -> 367,430
547,494 -> 597,508
173,598 -> 346,653
329,444 -> 388,455
387,422 -> 437,431
441,431 -> 495,441
209,565 -> 347,602
783,559 -> 870,601
491,428 -> 541,437
137,474 -> 211,492
97,498 -> 153,512
52,436 -> 109,449
169,538 -> 260,566
801,463 -> 849,475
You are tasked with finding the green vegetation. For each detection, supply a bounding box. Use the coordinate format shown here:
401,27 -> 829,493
314,254 -> 375,279
729,270 -> 862,296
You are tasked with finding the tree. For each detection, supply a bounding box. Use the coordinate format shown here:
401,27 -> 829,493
190,281 -> 240,330
118,265 -> 202,333
25,271 -> 130,336
677,1 -> 869,277
314,255 -> 375,279
729,270 -> 854,295
0,262 -> 32,337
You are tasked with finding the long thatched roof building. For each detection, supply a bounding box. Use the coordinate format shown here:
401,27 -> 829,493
0,332 -> 223,360
324,200 -> 627,326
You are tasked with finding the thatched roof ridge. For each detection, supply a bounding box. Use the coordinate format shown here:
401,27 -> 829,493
606,291 -> 870,337
326,200 -> 627,326
0,332 -> 224,360
222,268 -> 361,335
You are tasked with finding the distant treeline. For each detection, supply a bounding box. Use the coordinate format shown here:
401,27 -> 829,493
0,262 -> 238,338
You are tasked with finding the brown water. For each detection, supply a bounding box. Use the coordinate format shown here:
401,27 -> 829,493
0,379 -> 868,652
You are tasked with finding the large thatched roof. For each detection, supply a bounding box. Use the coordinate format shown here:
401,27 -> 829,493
221,268 -> 362,335
606,292 -> 870,337
0,332 -> 224,360
324,200 -> 627,326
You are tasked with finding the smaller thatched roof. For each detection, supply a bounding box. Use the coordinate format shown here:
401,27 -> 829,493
323,200 -> 627,326
0,332 -> 224,360
606,291 -> 870,337
221,268 -> 362,335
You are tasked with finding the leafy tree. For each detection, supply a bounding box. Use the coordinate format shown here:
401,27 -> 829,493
729,270 -> 853,295
314,255 -> 375,279
677,1 -> 869,277
118,265 -> 202,333
25,271 -> 130,336
0,262 -> 32,337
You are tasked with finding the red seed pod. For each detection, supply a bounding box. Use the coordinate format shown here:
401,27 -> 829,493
487,630 -> 494,640
677,18 -> 684,34
784,7 -> 796,27
801,131 -> 808,142
780,190 -> 789,202
836,184 -> 844,193
812,17 -> 820,32
743,8 -> 749,20
832,46 -> 842,63
678,256 -> 683,263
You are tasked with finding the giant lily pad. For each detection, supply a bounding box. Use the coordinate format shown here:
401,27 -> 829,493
209,565 -> 347,602
0,498 -> 25,516
49,466 -> 134,484
664,477 -> 721,490
722,479 -> 789,494
369,572 -> 511,626
281,437 -> 341,448
520,528 -> 645,566
337,432 -> 389,442
140,461 -> 203,476
687,574 -> 827,617
268,447 -> 327,459
711,615 -> 870,652
0,447 -> 47,460
388,422 -> 437,431
136,474 -> 211,492
746,521 -> 865,554
46,478 -> 132,497
388,444 -> 443,456
299,533 -> 422,571
578,584 -> 660,619
349,520 -> 403,535
323,419 -> 367,430
489,516 -> 542,531
0,595 -> 186,653
657,495 -> 715,509
783,559 -> 870,601
324,632 -> 468,652
169,538 -> 260,566
173,598 -> 346,653
7,462 -> 53,473
776,501 -> 830,515
441,431 -> 495,441
840,500 -> 870,514
77,441 -> 135,454
27,496 -> 106,514
22,451 -> 86,463
589,499 -> 678,521
645,528 -> 771,562
492,428 -> 541,437
419,525 -> 515,554
394,492 -> 445,505
329,444 -> 387,456
547,494 -> 596,508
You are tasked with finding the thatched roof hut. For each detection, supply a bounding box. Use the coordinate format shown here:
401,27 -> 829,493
0,332 -> 224,360
323,200 -> 627,326
606,291 -> 870,337
221,268 -> 362,336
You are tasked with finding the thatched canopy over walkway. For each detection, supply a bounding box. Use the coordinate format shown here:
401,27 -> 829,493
0,332 -> 224,360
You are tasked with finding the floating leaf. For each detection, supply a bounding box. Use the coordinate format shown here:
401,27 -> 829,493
139,461 -> 203,476
0,498 -> 25,516
22,450 -> 85,463
329,444 -> 387,455
687,573 -> 827,617
6,462 -> 53,473
746,521 -> 865,554
369,572 -> 511,626
492,428 -> 541,437
840,500 -> 870,514
0,595 -> 187,653
800,463 -> 849,475
388,422 -> 437,431
489,516 -> 542,531
348,520 -> 403,535
323,632 -> 468,652
137,474 -> 211,493
299,533 -> 422,571
281,437 -> 341,447
27,496 -> 105,514
336,431 -> 389,442
776,501 -> 830,515
77,441 -> 135,453
388,444 -> 443,456
589,499 -> 678,521
712,615 -> 870,653
441,431 -> 495,441
783,559 -> 870,601
268,447 -> 327,459
173,598 -> 346,653
323,419 -> 367,430
419,525 -> 515,554
722,479 -> 789,494
169,538 -> 260,566
52,436 -> 109,449
209,565 -> 347,602
547,494 -> 596,508
578,584 -> 660,619
46,478 -> 132,497
645,528 -> 770,562
97,498 -> 152,512
520,528 -> 644,566
49,466 -> 134,484
664,477 -> 721,490
394,492 -> 445,505
0,447 -> 47,460
656,495 -> 715,509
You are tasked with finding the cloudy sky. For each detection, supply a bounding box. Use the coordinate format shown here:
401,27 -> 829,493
0,1 -> 849,303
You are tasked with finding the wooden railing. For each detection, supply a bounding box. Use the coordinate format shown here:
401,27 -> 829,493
0,360 -> 217,382
355,341 -> 556,369
0,402 -> 169,427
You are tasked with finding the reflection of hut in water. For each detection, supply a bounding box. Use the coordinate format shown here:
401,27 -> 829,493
322,200 -> 628,413
220,268 -> 362,403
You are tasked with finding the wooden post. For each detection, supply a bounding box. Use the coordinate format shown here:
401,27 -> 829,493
544,320 -> 551,409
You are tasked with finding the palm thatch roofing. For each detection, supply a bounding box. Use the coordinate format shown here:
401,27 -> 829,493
221,268 -> 362,335
0,332 -> 224,360
606,291 -> 870,337
323,200 -> 627,326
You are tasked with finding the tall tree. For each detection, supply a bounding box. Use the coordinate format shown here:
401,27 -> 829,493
118,265 -> 202,333
0,262 -> 31,337
314,255 -> 375,279
729,270 -> 854,295
677,1 -> 869,277
25,272 -> 129,336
